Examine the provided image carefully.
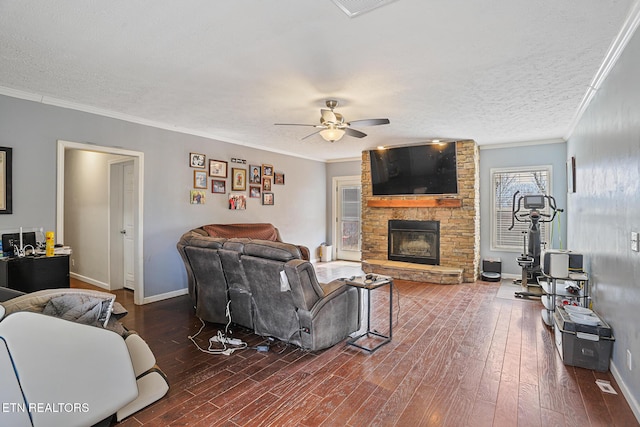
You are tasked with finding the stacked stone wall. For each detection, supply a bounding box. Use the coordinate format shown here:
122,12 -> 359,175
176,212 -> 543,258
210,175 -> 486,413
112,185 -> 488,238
361,140 -> 480,283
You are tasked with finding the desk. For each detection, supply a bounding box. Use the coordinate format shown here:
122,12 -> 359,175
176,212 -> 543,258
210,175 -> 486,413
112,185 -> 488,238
346,275 -> 393,353
0,255 -> 70,293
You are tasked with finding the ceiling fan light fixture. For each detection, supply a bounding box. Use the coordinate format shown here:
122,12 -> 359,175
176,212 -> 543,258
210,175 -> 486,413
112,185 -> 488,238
320,127 -> 346,142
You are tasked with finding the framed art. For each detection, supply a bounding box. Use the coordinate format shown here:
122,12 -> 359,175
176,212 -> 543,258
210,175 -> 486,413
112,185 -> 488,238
567,156 -> 576,193
212,179 -> 226,194
262,192 -> 274,206
190,152 -> 206,168
190,190 -> 205,204
249,165 -> 261,184
274,172 -> 285,185
209,159 -> 228,178
231,168 -> 247,191
0,147 -> 12,214
229,193 -> 246,210
262,176 -> 272,191
194,170 -> 207,189
262,164 -> 273,177
249,186 -> 261,198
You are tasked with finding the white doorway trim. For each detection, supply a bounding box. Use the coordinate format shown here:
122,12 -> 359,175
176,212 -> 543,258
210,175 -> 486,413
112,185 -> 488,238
56,140 -> 145,305
332,175 -> 362,261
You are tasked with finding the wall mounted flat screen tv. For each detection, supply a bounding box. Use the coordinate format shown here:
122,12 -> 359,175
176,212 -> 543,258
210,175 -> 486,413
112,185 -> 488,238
369,143 -> 458,196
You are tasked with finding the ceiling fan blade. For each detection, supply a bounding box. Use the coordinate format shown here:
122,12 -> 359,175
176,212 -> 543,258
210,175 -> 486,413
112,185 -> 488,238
301,130 -> 322,140
274,123 -> 319,127
321,109 -> 337,123
344,127 -> 367,138
347,118 -> 390,127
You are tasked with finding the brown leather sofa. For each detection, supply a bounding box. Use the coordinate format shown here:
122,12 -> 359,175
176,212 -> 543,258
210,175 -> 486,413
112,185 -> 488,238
177,228 -> 359,351
190,223 -> 310,260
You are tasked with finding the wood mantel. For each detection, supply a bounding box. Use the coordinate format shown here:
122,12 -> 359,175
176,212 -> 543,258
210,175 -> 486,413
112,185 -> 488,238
366,198 -> 462,208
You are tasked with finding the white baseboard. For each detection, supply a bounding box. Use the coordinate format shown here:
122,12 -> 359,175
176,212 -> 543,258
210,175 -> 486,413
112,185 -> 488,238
69,272 -> 110,290
142,288 -> 189,304
610,360 -> 640,423
71,272 -> 188,305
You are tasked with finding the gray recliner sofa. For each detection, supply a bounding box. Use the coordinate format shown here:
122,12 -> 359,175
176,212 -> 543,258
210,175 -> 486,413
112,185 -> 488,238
177,232 -> 359,351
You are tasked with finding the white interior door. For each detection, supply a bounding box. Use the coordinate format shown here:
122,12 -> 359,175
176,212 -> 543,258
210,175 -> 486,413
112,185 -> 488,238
122,161 -> 135,290
335,177 -> 362,261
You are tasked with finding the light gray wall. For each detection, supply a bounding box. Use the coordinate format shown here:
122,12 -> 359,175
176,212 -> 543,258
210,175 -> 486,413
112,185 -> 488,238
0,95 -> 327,298
566,26 -> 640,407
479,142 -> 567,275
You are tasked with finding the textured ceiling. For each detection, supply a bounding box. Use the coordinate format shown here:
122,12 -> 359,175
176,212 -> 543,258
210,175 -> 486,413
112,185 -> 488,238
0,1 -> 637,161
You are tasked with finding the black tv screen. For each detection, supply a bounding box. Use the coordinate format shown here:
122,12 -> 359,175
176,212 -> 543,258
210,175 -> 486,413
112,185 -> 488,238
369,143 -> 458,196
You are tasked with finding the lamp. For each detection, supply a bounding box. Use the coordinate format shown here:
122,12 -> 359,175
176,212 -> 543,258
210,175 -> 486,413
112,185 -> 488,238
319,127 -> 345,142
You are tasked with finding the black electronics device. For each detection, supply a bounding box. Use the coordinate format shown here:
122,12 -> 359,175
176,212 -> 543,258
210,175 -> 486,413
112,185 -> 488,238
2,232 -> 37,257
481,258 -> 502,282
369,143 -> 458,196
569,253 -> 584,272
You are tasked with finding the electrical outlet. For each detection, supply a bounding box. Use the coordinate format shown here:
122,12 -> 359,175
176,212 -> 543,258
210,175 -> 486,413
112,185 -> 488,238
632,232 -> 639,252
71,259 -> 75,267
627,349 -> 633,371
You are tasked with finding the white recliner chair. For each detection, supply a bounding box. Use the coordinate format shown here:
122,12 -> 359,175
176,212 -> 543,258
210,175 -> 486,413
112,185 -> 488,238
0,289 -> 169,427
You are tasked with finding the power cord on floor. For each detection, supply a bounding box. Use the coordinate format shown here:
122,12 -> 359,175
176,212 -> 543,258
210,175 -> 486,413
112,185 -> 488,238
188,301 -> 247,356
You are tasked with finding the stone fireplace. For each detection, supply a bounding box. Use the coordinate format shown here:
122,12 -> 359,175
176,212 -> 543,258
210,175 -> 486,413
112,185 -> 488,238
361,140 -> 479,284
388,220 -> 439,265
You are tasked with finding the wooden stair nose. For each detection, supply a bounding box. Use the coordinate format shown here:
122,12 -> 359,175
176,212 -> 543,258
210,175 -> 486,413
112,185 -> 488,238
362,259 -> 463,285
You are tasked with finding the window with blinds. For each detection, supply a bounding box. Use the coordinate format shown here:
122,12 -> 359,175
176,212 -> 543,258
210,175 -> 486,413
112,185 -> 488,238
491,166 -> 552,251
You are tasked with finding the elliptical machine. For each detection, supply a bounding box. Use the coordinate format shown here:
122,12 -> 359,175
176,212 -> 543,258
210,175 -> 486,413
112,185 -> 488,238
508,191 -> 563,297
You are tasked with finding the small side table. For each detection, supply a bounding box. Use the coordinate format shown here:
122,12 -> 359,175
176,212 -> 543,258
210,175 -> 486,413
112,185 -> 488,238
346,274 -> 393,353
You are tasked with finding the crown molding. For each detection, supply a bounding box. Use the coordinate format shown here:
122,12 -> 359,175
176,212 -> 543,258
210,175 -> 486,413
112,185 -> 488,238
564,0 -> 640,140
479,138 -> 566,150
0,86 -> 326,163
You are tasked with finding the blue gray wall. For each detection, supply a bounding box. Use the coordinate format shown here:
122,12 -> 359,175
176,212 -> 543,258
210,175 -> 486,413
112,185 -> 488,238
0,95 -> 327,299
567,25 -> 640,411
479,142 -> 568,276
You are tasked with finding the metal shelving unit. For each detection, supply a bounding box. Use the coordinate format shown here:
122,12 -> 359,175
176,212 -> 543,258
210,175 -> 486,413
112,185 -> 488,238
538,272 -> 589,327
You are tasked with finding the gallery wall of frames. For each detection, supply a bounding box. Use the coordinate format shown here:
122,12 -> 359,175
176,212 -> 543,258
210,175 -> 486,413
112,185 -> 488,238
188,152 -> 285,210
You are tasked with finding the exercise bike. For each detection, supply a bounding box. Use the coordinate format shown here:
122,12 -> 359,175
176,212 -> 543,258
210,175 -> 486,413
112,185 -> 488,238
508,191 -> 563,298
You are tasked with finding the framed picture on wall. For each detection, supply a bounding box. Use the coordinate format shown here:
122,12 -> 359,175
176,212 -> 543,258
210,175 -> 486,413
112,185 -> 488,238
274,172 -> 285,185
249,165 -> 261,184
190,190 -> 205,204
212,180 -> 226,194
229,193 -> 246,210
262,164 -> 273,177
262,176 -> 272,191
0,147 -> 12,214
262,192 -> 274,206
249,186 -> 261,198
189,152 -> 206,168
567,156 -> 576,193
209,159 -> 228,178
231,168 -> 247,191
194,170 -> 207,189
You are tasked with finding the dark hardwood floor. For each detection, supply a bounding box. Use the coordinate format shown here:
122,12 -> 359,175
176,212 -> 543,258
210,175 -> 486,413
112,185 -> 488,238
72,278 -> 638,426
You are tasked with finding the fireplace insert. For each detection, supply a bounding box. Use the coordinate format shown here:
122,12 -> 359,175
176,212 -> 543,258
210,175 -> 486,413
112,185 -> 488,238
388,220 -> 439,265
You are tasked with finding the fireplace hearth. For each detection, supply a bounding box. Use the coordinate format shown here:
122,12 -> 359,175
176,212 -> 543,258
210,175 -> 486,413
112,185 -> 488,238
388,220 -> 439,265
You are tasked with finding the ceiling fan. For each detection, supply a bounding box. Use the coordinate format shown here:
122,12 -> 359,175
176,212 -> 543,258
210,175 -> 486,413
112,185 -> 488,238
275,100 -> 390,142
